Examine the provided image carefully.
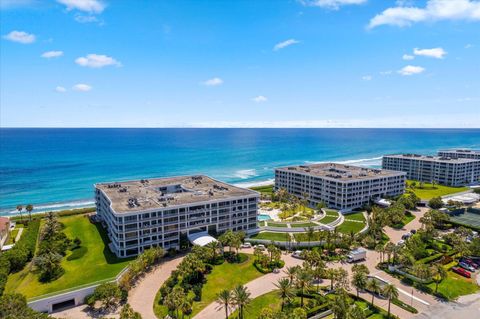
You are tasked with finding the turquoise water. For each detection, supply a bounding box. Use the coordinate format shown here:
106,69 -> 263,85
257,214 -> 272,221
1,128 -> 479,215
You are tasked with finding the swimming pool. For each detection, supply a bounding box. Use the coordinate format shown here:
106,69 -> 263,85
257,214 -> 271,221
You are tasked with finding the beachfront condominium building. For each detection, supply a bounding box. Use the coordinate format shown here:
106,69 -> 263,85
437,149 -> 480,160
274,163 -> 406,212
95,175 -> 259,258
382,154 -> 480,187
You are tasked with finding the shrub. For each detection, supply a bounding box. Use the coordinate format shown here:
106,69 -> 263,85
416,253 -> 444,265
66,246 -> 88,261
392,298 -> 418,313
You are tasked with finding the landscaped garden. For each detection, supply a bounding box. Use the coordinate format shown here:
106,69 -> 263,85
406,180 -> 468,200
5,214 -> 132,299
154,230 -> 274,318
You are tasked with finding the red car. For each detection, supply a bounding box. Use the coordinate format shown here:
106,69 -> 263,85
452,266 -> 471,278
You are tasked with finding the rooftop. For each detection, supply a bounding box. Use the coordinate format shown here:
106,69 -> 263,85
96,175 -> 258,213
384,154 -> 480,163
438,149 -> 480,154
276,163 -> 404,181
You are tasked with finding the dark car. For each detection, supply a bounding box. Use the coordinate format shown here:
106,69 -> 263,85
410,229 -> 417,234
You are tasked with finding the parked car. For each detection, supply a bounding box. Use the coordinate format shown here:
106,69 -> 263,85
459,262 -> 476,272
397,240 -> 405,246
461,258 -> 479,269
401,233 -> 412,240
254,244 -> 266,251
292,250 -> 304,259
452,266 -> 471,278
410,229 -> 417,234
240,242 -> 252,249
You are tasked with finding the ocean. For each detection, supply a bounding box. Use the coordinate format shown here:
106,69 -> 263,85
1,128 -> 479,216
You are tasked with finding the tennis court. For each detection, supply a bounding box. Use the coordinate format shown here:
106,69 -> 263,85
449,209 -> 480,228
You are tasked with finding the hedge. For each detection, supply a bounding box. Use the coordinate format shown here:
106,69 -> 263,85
0,219 -> 40,296
392,298 -> 418,313
416,253 -> 444,265
306,303 -> 329,316
9,207 -> 96,222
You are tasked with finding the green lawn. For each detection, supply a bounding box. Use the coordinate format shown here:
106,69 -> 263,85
250,184 -> 274,196
319,215 -> 339,225
290,222 -> 318,228
250,232 -> 290,241
344,212 -> 366,222
267,222 -> 288,228
154,254 -> 264,318
406,180 -> 468,200
6,227 -> 22,245
6,214 -> 132,299
228,289 -> 303,319
336,220 -> 366,234
426,271 -> 479,300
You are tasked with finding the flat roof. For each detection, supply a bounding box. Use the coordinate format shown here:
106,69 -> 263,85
438,149 -> 480,154
276,163 -> 404,181
96,175 -> 258,213
384,154 -> 480,163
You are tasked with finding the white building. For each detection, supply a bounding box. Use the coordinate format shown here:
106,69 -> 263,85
95,175 -> 259,258
382,154 -> 480,187
274,163 -> 405,212
437,149 -> 480,160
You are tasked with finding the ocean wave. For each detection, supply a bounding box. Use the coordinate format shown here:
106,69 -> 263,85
305,156 -> 383,167
233,169 -> 258,179
0,200 -> 95,217
234,179 -> 274,188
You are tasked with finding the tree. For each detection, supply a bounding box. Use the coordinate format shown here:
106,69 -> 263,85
328,289 -> 351,319
232,285 -> 251,319
0,293 -> 50,319
291,307 -> 307,319
413,264 -> 432,282
120,303 -> 142,319
366,278 -> 380,306
295,268 -> 312,307
25,204 -> 34,221
16,205 -> 23,222
258,307 -> 275,319
334,268 -> 349,292
431,263 -> 447,293
275,278 -> 295,311
216,289 -> 233,319
383,284 -> 399,318
206,240 -> 221,263
347,304 -> 366,319
428,197 -> 443,209
92,282 -> 122,310
284,265 -> 300,283
326,268 -> 337,291
165,286 -> 186,318
33,252 -> 63,282
351,272 -> 368,298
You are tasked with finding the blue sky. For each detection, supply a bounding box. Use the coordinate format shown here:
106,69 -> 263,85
1,0 -> 479,128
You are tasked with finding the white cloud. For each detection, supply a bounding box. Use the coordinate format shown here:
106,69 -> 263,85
202,77 -> 223,86
273,39 -> 300,51
75,54 -> 121,68
74,14 -> 99,23
402,54 -> 415,60
41,51 -> 64,58
299,0 -> 367,10
398,65 -> 425,75
368,0 -> 480,29
362,75 -> 372,81
3,30 -> 35,44
380,70 -> 393,75
413,47 -> 447,59
55,86 -> 67,93
57,0 -> 105,13
252,95 -> 268,103
72,83 -> 92,91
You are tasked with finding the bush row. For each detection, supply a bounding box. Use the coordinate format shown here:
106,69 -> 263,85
392,297 -> 418,313
0,219 -> 40,296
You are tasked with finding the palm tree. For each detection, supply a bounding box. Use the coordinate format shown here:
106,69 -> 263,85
375,244 -> 384,263
216,289 -> 233,319
312,265 -> 325,293
366,278 -> 380,306
306,226 -> 315,247
284,265 -> 299,283
383,284 -> 399,318
16,205 -> 23,222
326,268 -> 337,291
347,304 -> 366,319
206,240 -> 221,263
232,285 -> 251,319
295,269 -> 312,307
431,263 -> 447,293
25,204 -> 34,221
351,272 -> 368,298
275,278 -> 295,311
